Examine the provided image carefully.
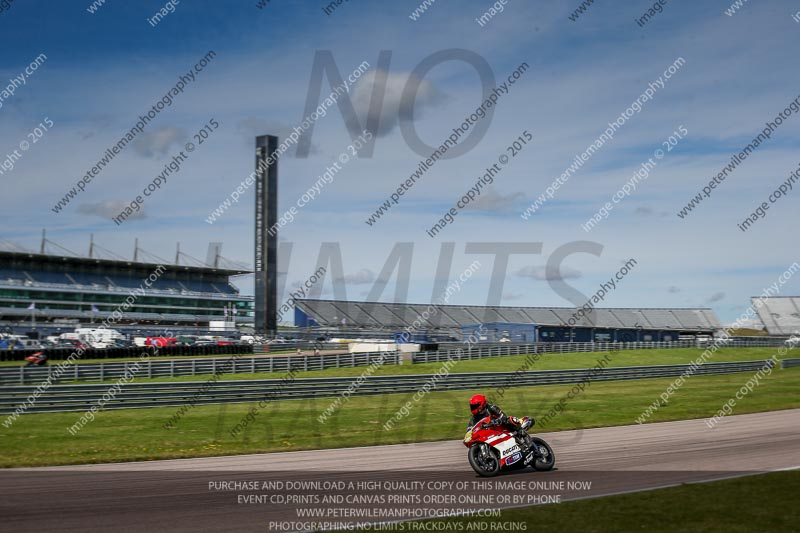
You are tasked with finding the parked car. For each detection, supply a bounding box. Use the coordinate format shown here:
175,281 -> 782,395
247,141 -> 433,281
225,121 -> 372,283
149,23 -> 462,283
0,339 -> 23,350
109,339 -> 135,348
57,339 -> 90,350
175,335 -> 198,346
145,337 -> 178,347
194,339 -> 218,346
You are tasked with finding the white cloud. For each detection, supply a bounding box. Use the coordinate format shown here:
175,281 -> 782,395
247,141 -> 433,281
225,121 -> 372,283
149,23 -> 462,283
502,292 -> 525,301
464,188 -> 525,212
350,69 -> 444,137
77,200 -> 146,220
516,265 -> 582,281
336,269 -> 376,285
706,292 -> 726,304
133,126 -> 185,158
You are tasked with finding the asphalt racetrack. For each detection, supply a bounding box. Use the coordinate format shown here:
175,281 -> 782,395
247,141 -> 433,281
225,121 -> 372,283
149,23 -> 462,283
2,409 -> 798,532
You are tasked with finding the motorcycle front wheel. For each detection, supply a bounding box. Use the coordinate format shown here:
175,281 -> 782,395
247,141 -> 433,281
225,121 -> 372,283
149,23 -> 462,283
467,445 -> 500,477
530,438 -> 555,471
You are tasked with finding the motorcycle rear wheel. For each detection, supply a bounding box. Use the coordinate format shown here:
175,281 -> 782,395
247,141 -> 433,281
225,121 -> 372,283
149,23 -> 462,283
530,438 -> 555,471
468,445 -> 500,477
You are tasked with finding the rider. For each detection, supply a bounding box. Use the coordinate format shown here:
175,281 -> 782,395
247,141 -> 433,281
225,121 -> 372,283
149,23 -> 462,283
467,394 -> 532,449
24,351 -> 48,367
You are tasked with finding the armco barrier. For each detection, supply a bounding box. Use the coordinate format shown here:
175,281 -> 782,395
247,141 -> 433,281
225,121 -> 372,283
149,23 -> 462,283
413,338 -> 790,363
0,341 -> 691,384
1,338 -> 791,384
0,352 -> 399,385
0,336 -> 786,363
413,340 -> 691,363
0,359 -> 777,414
0,344 -> 254,362
781,358 -> 800,369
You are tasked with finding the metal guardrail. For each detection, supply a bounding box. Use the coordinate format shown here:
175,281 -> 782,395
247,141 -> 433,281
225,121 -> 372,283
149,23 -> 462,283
699,338 -> 794,348
253,342 -> 343,354
781,358 -> 800,369
0,344 -> 256,362
0,336 -> 787,363
0,341 -> 706,384
2,338 -> 791,384
0,343 -> 353,363
414,338 -> 792,363
0,352 -> 399,385
413,340 -> 694,363
0,359 -> 776,414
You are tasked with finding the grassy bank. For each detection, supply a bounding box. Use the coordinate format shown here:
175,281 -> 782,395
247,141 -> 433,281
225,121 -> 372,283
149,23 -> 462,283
1,366 -> 797,467
349,470 -> 800,532
4,347 -> 792,385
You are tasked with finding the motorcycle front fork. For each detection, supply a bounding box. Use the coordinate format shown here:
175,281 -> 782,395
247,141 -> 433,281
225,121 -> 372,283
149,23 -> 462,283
517,432 -> 538,455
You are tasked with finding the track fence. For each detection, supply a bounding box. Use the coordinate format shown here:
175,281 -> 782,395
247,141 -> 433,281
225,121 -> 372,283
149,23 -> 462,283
0,338 -> 791,385
0,352 -> 398,385
413,337 -> 792,363
781,358 -> 800,369
0,359 -> 777,414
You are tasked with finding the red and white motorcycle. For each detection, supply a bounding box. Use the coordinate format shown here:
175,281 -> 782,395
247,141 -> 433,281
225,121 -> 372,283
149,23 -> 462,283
463,415 -> 555,477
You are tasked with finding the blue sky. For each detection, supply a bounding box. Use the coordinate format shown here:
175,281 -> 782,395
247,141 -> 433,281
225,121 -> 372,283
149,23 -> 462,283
2,0 -> 799,325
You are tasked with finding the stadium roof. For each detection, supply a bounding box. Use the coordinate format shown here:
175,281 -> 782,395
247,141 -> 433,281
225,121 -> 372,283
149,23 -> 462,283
752,297 -> 800,336
296,299 -> 722,331
0,250 -> 251,276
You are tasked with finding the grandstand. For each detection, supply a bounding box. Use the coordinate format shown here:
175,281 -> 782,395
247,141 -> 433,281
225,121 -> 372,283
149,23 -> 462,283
294,299 -> 721,342
752,297 -> 800,336
0,249 -> 254,336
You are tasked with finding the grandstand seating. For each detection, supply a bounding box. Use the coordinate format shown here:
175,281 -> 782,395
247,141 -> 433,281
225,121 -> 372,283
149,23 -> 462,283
520,308 -> 564,324
639,309 -> 684,329
59,272 -> 108,286
0,267 -> 238,296
0,249 -> 253,330
592,309 -> 625,328
607,309 -> 641,327
0,268 -> 26,282
476,308 -> 508,323
296,299 -> 722,331
492,308 -> 532,324
428,309 -> 463,328
367,304 -> 410,327
332,301 -> 376,327
437,306 -> 483,325
753,297 -> 800,335
549,308 -> 577,324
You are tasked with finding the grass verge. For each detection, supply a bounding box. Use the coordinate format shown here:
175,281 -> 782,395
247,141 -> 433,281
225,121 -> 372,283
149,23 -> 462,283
4,347 -> 791,385
349,470 -> 800,532
1,366 -> 797,468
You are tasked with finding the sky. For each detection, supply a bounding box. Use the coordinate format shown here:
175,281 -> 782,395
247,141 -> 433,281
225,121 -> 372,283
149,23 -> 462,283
1,0 -> 799,325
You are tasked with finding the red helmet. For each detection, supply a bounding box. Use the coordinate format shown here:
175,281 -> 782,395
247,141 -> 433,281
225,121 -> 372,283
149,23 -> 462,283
469,394 -> 487,415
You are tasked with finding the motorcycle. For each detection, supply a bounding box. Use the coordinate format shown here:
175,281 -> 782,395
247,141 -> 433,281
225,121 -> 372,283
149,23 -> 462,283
24,351 -> 48,366
463,415 -> 555,477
